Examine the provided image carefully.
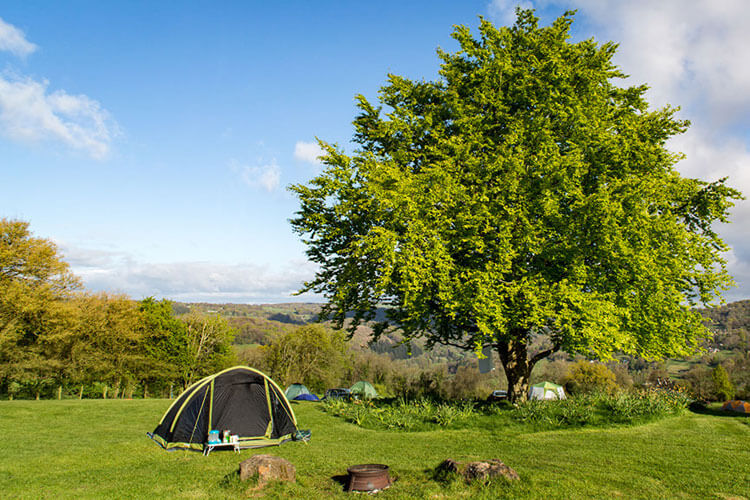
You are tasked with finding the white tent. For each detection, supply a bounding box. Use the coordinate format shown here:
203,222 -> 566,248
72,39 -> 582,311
528,381 -> 566,400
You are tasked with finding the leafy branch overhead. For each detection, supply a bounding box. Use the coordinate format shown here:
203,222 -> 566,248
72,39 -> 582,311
290,10 -> 743,401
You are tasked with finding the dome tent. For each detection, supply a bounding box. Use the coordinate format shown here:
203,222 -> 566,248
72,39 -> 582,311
722,400 -> 750,414
350,381 -> 378,399
285,383 -> 312,400
528,381 -> 566,400
149,366 -> 297,451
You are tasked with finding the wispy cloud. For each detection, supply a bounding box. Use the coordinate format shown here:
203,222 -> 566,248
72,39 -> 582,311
0,17 -> 117,159
0,17 -> 36,57
59,243 -> 319,303
0,76 -> 116,159
294,140 -> 324,165
230,159 -> 281,192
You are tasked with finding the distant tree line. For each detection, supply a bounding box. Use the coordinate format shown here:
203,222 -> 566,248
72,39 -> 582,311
0,219 -> 236,400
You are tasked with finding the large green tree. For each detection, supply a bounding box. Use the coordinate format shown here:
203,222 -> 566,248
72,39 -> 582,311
0,218 -> 81,397
290,11 -> 743,402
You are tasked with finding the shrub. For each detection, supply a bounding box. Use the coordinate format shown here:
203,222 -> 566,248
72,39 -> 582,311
711,365 -> 734,401
563,360 -> 618,395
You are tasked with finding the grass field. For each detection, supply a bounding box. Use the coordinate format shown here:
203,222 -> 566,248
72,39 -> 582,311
0,399 -> 748,499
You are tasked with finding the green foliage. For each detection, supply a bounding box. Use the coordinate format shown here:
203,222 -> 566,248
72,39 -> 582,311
323,388 -> 692,433
603,389 -> 691,422
261,324 -> 350,393
180,312 -> 237,386
290,10 -> 743,402
512,389 -> 690,428
322,397 -> 478,431
0,218 -> 81,396
711,364 -> 734,401
563,360 -> 618,395
140,297 -> 189,373
511,396 -> 596,427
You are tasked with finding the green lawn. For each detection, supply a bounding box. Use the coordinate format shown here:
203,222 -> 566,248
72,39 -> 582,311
0,399 -> 747,499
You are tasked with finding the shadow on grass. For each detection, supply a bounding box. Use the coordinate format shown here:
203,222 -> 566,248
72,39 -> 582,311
218,469 -> 240,488
330,474 -> 349,492
688,401 -> 750,419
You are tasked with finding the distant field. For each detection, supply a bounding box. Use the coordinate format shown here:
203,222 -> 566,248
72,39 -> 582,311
0,400 -> 748,499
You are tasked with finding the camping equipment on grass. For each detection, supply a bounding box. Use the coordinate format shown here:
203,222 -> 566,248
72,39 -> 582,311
293,393 -> 320,401
528,381 -> 566,400
721,400 -> 750,414
324,388 -> 351,400
285,383 -> 312,400
350,381 -> 378,399
148,366 -> 297,451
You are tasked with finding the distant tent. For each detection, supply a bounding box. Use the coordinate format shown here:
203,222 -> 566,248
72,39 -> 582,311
293,393 -> 320,401
149,366 -> 297,451
285,383 -> 312,400
528,381 -> 566,400
722,400 -> 750,414
350,381 -> 378,399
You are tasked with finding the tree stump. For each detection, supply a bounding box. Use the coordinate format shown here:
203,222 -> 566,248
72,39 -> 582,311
239,454 -> 296,486
437,458 -> 519,483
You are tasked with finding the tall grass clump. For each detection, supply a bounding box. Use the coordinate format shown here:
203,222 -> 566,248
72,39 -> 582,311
511,389 -> 692,429
321,397 -> 479,431
604,388 -> 692,422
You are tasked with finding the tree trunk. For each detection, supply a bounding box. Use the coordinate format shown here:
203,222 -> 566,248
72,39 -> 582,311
103,385 -> 108,399
79,385 -> 84,399
57,385 -> 62,400
496,332 -> 560,403
497,337 -> 531,403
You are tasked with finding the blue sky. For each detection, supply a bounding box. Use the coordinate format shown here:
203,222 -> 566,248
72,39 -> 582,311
1,1 -> 749,303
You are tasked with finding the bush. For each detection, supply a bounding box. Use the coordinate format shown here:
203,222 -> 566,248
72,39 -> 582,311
711,365 -> 734,401
563,360 -> 618,395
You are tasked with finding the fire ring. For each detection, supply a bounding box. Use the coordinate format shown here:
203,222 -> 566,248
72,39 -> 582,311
346,464 -> 391,492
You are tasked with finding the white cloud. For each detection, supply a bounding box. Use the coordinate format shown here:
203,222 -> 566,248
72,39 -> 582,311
60,243 -> 320,303
0,18 -> 117,159
0,76 -> 116,159
230,159 -> 281,192
556,0 -> 750,124
294,140 -> 324,165
0,17 -> 36,57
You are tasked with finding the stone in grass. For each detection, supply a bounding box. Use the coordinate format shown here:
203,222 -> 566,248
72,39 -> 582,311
437,459 -> 520,483
239,454 -> 296,486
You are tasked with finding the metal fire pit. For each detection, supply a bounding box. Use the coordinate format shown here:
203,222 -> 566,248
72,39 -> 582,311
346,464 -> 391,492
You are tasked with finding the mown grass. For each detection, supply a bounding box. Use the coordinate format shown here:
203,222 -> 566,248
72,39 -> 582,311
0,399 -> 748,499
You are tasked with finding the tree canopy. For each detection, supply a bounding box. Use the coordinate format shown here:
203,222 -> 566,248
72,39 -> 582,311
290,10 -> 743,401
0,218 -> 238,398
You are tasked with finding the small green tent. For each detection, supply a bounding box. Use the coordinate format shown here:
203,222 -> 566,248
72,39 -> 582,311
350,381 -> 378,399
528,381 -> 566,400
285,383 -> 312,400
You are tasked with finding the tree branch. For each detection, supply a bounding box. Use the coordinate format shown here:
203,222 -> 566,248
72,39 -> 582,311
529,344 -> 561,367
